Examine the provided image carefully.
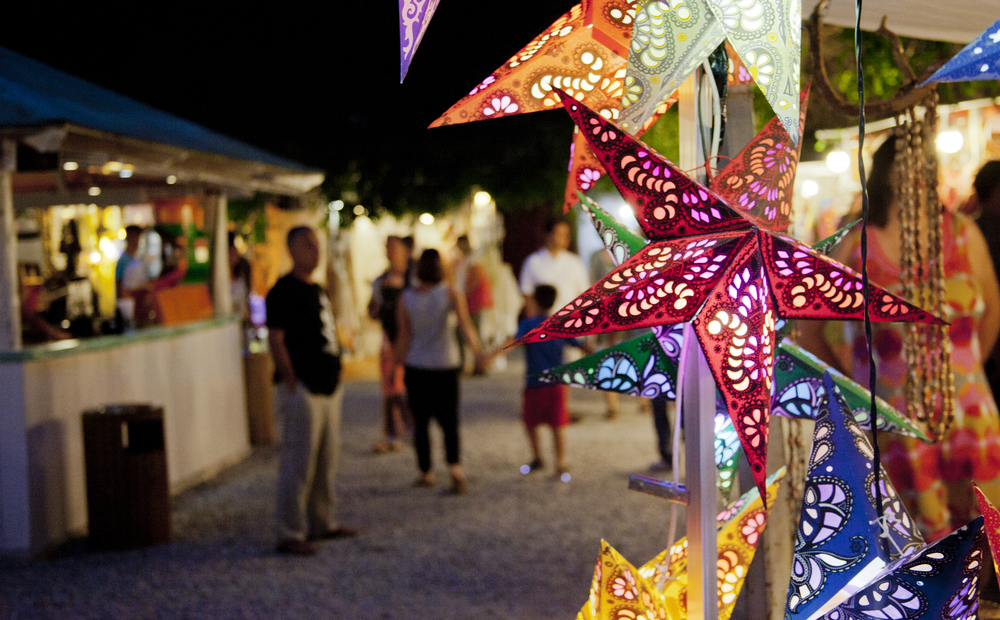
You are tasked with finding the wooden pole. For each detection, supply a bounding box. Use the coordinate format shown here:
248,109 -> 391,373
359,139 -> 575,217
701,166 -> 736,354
0,138 -> 21,352
678,72 -> 718,620
208,190 -> 232,317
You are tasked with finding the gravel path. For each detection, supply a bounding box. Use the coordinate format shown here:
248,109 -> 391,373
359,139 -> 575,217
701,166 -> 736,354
0,357 -> 682,620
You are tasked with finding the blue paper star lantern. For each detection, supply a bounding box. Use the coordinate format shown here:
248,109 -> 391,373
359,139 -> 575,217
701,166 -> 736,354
921,18 -> 1000,84
817,516 -> 985,620
785,372 -> 924,619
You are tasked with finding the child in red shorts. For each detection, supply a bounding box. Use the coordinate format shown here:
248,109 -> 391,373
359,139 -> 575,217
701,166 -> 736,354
507,284 -> 586,479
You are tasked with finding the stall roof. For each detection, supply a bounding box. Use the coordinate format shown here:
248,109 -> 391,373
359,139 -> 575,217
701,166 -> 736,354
0,46 -> 323,195
803,0 -> 999,44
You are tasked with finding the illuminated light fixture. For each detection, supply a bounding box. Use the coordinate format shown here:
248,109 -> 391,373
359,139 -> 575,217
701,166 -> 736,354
166,175 -> 177,185
419,213 -> 435,225
618,204 -> 633,220
330,200 -> 344,211
63,161 -> 79,171
88,186 -> 101,197
103,161 -> 124,174
576,471 -> 785,620
99,236 -> 120,260
87,250 -> 102,265
826,150 -> 851,173
655,470 -> 785,619
428,4 -> 627,130
801,179 -> 819,198
119,169 -> 133,179
936,130 -> 964,154
117,228 -> 127,240
784,374 -> 925,619
353,204 -> 366,216
520,94 -> 943,505
473,191 -> 492,207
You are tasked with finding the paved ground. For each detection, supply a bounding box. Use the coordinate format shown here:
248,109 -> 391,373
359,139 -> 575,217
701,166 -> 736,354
0,356 -> 681,619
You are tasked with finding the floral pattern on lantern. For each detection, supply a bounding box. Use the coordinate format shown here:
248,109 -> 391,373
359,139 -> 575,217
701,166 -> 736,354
517,92 -> 941,503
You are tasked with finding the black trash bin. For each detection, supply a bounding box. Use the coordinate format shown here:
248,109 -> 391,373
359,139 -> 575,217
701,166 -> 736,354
82,404 -> 171,549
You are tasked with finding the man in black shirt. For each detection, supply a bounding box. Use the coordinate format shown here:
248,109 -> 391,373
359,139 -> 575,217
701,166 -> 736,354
266,226 -> 357,555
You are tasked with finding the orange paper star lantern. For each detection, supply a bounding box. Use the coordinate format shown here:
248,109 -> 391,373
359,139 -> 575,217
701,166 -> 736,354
430,2 -> 628,128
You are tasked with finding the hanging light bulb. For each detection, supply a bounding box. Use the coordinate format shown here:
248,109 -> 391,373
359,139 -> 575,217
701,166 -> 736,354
826,151 -> 851,174
474,191 -> 492,207
936,131 -> 964,154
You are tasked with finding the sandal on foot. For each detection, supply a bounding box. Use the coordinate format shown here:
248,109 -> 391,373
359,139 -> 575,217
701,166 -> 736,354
372,440 -> 401,454
450,477 -> 469,495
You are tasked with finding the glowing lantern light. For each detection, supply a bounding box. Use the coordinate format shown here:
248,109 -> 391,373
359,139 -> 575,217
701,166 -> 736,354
936,130 -> 964,154
826,151 -> 851,173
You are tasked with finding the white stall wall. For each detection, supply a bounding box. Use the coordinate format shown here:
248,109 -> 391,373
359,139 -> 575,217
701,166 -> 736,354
1,319 -> 249,552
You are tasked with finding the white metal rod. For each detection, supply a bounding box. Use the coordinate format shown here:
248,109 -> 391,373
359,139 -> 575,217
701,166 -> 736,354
678,67 -> 718,619
681,321 -> 719,620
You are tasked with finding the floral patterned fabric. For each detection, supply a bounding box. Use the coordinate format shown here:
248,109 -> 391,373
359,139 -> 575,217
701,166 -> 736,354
835,212 -> 1000,541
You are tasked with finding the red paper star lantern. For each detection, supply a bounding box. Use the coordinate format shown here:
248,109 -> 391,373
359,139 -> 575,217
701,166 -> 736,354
516,91 -> 944,502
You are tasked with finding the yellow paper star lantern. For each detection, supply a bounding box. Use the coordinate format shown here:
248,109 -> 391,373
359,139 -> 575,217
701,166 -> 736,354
577,468 -> 785,620
641,468 -> 785,620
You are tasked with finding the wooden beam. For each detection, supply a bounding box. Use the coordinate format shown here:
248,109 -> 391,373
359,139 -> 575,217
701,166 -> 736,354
0,139 -> 21,352
207,191 -> 232,318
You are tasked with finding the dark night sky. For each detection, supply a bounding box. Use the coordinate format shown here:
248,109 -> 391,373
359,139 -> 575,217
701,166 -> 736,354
4,2 -> 581,211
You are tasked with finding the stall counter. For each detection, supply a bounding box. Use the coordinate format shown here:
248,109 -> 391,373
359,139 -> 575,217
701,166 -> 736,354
0,315 -> 250,554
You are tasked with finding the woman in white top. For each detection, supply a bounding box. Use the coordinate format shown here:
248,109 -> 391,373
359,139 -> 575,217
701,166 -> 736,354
396,249 -> 482,494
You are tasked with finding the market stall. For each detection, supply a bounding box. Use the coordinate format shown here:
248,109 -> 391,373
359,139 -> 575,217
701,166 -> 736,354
0,47 -> 323,553
401,0 -> 1000,617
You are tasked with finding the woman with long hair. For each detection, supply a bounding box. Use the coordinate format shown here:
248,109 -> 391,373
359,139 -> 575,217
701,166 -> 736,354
396,249 -> 482,494
800,135 -> 1000,541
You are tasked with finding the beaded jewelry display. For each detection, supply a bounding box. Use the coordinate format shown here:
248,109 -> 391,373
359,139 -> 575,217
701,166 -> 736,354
895,97 -> 955,441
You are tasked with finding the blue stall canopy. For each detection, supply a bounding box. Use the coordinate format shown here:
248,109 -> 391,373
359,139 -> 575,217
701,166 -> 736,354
0,46 -> 323,197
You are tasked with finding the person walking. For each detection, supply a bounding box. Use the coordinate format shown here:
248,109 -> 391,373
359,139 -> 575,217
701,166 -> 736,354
368,235 -> 412,453
267,226 -> 357,555
490,285 -> 587,479
519,217 -> 590,423
396,249 -> 482,495
518,217 -> 589,314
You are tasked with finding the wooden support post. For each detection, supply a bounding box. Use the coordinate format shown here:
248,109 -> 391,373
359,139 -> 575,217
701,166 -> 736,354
679,73 -> 702,183
0,138 -> 21,352
207,190 -> 232,317
720,84 -> 757,166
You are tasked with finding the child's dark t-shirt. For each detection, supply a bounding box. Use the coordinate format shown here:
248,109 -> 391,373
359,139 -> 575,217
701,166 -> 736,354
516,316 -> 579,388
